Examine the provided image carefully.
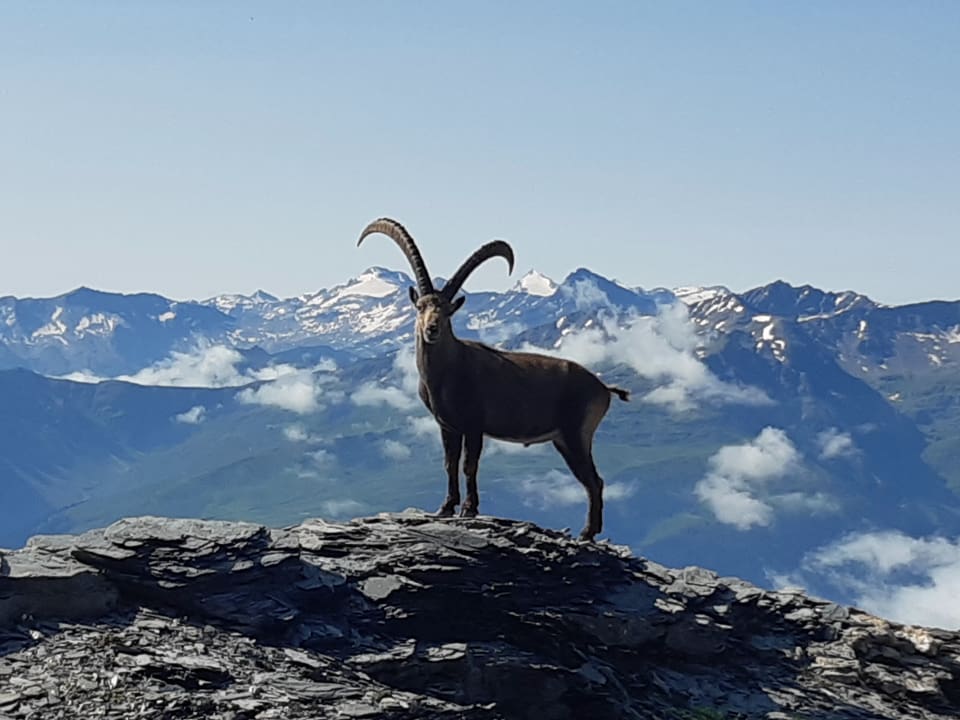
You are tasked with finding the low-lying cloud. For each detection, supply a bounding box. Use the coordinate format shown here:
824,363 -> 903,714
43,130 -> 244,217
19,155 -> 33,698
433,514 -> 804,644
352,384 -> 418,410
792,530 -> 960,629
381,439 -> 412,460
510,469 -> 636,509
695,427 -> 801,530
120,345 -> 249,387
817,428 -> 858,460
562,278 -> 612,310
485,438 -> 549,456
524,303 -> 770,412
283,423 -> 327,443
236,371 -> 325,414
58,344 -> 338,390
174,405 -> 206,424
318,498 -> 365,519
351,346 -> 420,411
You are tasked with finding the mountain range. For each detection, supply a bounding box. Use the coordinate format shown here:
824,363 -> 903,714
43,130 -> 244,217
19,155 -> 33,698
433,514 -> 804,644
2,268 -> 959,626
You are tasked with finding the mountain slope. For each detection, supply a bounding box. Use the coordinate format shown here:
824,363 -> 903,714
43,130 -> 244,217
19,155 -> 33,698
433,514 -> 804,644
3,275 -> 960,604
0,288 -> 235,376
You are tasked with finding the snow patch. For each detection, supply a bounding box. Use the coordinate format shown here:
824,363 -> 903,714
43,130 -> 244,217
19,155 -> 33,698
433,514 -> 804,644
673,286 -> 729,305
75,313 -> 122,336
32,307 -> 67,339
340,270 -> 400,298
516,270 -> 558,297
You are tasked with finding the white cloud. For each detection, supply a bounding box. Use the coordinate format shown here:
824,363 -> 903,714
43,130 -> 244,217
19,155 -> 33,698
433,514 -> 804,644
561,278 -> 611,310
325,389 -> 347,404
770,491 -> 839,514
695,427 -> 801,530
56,370 -> 104,384
381,439 -> 412,460
523,303 -> 770,413
798,530 -> 960,629
174,405 -> 206,424
236,371 -> 324,414
284,424 -> 309,441
406,415 -> 442,448
352,383 -> 418,410
308,449 -> 333,466
604,482 -> 637,501
695,475 -> 774,530
710,427 -> 800,482
511,469 -> 636,509
120,345 -> 247,387
248,362 -> 302,382
472,318 -> 526,345
485,438 -> 549,456
351,346 -> 421,411
407,415 -> 438,437
817,428 -> 857,460
319,498 -> 365,519
394,345 -> 420,396
111,344 -> 330,389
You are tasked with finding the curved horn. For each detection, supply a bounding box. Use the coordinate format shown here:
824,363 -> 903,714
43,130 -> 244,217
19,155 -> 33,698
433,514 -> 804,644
357,218 -> 434,295
441,240 -> 515,300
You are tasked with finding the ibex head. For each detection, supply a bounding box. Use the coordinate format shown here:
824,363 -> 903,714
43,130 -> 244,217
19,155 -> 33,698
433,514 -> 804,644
357,218 -> 515,345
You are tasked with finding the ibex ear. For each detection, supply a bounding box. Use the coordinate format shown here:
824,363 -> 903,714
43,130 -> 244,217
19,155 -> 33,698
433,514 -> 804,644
450,296 -> 466,314
408,286 -> 419,305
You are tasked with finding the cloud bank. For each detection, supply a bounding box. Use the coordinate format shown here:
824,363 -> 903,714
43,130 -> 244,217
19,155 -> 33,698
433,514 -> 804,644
795,530 -> 960,629
119,345 -> 250,387
351,346 -> 420,411
58,344 -> 337,390
236,371 -> 326,414
525,303 -> 770,412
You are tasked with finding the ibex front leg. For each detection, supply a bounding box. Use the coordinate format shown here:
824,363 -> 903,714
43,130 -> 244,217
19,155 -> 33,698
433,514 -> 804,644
437,428 -> 463,517
460,433 -> 483,517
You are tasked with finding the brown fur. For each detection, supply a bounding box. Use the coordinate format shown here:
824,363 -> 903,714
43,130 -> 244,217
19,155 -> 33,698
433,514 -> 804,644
358,219 -> 628,540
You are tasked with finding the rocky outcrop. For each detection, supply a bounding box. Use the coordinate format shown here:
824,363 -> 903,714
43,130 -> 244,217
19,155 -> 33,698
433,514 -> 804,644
1,512 -> 959,719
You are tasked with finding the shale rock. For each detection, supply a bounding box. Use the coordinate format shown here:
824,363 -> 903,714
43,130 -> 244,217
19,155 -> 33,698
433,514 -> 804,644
1,511 -> 959,719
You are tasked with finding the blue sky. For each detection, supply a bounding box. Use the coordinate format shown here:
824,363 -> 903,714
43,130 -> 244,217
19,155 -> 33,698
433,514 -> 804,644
1,2 -> 957,304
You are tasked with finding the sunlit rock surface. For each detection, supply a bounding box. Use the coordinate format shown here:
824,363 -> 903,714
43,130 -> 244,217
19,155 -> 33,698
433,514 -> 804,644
1,512 -> 958,719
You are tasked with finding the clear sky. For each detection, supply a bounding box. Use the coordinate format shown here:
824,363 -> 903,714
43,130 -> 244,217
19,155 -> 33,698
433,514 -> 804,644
1,2 -> 957,305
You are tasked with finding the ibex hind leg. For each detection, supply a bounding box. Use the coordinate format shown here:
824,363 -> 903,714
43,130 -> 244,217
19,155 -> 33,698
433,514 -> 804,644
553,436 -> 604,541
460,433 -> 483,517
437,429 -> 463,517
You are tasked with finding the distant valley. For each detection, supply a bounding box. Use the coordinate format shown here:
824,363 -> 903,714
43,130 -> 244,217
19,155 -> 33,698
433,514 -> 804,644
2,269 -> 959,626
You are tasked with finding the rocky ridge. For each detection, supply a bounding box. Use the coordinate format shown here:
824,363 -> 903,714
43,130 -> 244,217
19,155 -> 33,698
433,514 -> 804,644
1,512 -> 959,719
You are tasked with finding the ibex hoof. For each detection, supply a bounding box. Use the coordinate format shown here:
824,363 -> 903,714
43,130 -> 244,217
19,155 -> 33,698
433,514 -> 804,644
459,505 -> 478,518
436,505 -> 457,518
578,528 -> 598,541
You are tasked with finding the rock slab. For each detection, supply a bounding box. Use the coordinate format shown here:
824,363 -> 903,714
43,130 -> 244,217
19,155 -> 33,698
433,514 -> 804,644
1,512 -> 959,719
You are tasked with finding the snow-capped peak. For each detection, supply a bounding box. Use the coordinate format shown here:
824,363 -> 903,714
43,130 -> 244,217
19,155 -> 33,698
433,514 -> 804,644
673,286 -> 732,306
206,289 -> 278,314
515,270 -> 558,297
339,267 -> 410,299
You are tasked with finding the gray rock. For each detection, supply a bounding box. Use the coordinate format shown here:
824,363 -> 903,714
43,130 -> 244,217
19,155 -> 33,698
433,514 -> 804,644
1,511 -> 959,719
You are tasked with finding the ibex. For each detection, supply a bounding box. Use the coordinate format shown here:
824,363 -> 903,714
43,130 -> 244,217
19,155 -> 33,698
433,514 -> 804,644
357,218 -> 629,540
